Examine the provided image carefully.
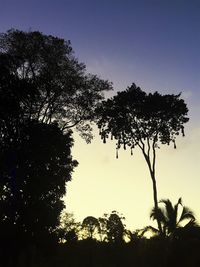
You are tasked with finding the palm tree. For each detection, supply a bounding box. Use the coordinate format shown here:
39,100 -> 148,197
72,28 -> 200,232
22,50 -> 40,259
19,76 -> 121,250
147,198 -> 196,238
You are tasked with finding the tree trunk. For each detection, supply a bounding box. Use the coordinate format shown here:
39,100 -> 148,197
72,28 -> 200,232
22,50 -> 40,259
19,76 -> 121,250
150,170 -> 163,235
143,152 -> 163,235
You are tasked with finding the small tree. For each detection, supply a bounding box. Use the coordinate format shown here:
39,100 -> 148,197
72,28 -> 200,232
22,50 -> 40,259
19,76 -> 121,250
56,212 -> 80,243
82,216 -> 100,239
97,84 -> 189,234
106,211 -> 126,244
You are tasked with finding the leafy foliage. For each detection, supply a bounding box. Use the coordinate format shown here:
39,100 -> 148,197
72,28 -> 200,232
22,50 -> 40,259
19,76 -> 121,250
98,215 -> 108,241
82,216 -> 100,239
0,28 -> 111,250
56,212 -> 80,243
0,121 -> 77,243
0,29 -> 112,141
106,211 -> 126,243
149,198 -> 196,238
97,83 -> 189,153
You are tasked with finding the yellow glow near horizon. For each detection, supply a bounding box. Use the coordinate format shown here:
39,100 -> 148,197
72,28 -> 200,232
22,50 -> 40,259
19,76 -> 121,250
64,115 -> 200,231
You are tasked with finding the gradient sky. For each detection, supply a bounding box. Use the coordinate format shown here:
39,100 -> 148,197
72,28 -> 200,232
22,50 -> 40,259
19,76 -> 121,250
1,0 -> 200,230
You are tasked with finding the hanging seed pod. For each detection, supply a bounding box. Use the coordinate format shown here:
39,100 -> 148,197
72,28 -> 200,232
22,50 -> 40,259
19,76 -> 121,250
131,147 -> 133,156
103,136 -> 106,143
173,141 -> 176,149
181,126 -> 185,137
111,135 -> 113,140
123,143 -> 126,150
116,148 -> 119,159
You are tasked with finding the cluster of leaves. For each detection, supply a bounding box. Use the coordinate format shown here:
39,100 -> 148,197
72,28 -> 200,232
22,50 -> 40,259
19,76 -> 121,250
145,198 -> 197,239
97,83 -> 189,156
58,211 -> 126,243
0,29 -> 112,142
0,121 -> 78,242
58,198 -> 199,245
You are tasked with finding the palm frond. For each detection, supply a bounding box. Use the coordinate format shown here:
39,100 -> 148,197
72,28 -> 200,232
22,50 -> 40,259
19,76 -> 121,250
150,207 -> 167,224
174,197 -> 182,219
160,199 -> 174,221
177,197 -> 182,205
140,226 -> 159,236
178,206 -> 195,224
184,219 -> 199,228
149,198 -> 196,239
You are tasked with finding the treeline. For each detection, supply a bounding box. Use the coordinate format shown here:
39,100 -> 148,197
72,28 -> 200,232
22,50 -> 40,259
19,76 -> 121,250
0,29 -> 198,267
6,208 -> 200,267
57,198 -> 200,243
52,236 -> 200,267
2,208 -> 200,267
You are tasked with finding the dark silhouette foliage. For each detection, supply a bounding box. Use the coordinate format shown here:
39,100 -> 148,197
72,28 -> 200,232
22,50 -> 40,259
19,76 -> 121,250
56,212 -> 80,243
0,29 -> 112,141
147,198 -> 197,239
0,121 -> 77,266
97,83 -> 189,233
0,28 -> 113,266
106,211 -> 126,244
82,216 -> 100,239
0,29 -> 198,267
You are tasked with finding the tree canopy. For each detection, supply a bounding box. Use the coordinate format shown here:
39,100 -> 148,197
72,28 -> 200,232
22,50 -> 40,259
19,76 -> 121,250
97,83 -> 188,151
0,29 -> 112,141
106,211 -> 125,244
0,29 -> 112,243
0,29 -> 112,261
82,216 -> 100,239
0,121 -> 77,244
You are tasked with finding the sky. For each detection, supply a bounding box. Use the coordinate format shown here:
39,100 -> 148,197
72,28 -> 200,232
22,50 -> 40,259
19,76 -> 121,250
1,0 -> 200,230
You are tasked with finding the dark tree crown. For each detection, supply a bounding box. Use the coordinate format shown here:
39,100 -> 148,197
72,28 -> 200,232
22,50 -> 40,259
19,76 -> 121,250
0,29 -> 112,142
97,83 -> 189,153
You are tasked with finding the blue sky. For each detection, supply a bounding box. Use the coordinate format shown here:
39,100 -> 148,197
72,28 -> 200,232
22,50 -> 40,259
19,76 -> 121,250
1,0 -> 200,96
1,0 -> 200,229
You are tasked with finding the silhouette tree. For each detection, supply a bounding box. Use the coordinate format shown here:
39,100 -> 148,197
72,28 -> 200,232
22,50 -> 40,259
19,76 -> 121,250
0,122 -> 77,244
97,84 -> 189,234
106,211 -> 126,244
56,212 -> 80,243
0,29 -> 112,141
98,215 -> 108,241
0,29 -> 111,262
149,198 -> 196,238
82,216 -> 100,239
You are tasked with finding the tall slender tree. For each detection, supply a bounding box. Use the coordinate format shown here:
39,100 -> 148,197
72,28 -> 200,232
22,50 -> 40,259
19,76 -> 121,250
97,84 -> 189,234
